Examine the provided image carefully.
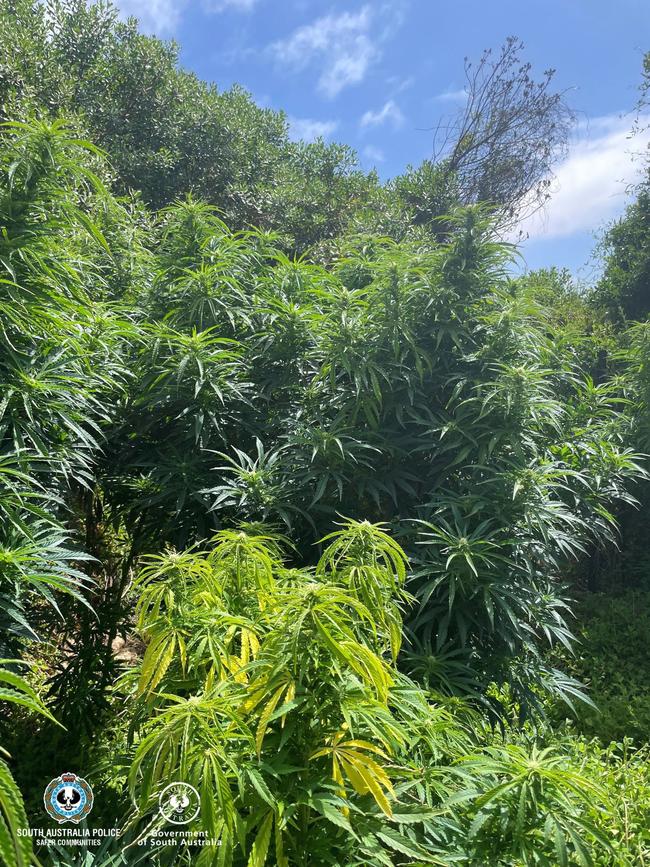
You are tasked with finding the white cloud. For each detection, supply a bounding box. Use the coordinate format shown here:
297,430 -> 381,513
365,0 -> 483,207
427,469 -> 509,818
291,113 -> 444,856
360,99 -> 404,129
386,75 -> 414,95
204,0 -> 259,11
519,113 -> 650,242
115,0 -> 258,34
270,6 -> 378,98
116,0 -> 184,34
288,117 -> 338,143
435,87 -> 467,103
362,145 -> 385,163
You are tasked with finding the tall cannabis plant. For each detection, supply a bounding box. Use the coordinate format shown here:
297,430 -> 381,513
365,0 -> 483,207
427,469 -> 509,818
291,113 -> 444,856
118,522 -> 613,866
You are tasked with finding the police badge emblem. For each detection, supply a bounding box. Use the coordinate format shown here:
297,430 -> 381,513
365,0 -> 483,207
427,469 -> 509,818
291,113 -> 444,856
43,772 -> 94,823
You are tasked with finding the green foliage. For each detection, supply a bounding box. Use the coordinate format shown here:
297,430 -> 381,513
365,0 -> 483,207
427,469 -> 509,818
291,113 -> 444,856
388,159 -> 461,235
114,523 -> 618,866
594,179 -> 650,322
0,117 -> 132,639
456,741 -> 612,865
549,591 -> 650,745
574,738 -> 650,865
121,523 -> 449,864
0,97 -> 646,867
0,3 -> 577,256
0,756 -> 33,867
517,267 -> 619,376
0,115 -> 628,725
0,661 -> 59,867
0,117 -> 140,856
94,193 -> 641,712
0,0 -> 382,252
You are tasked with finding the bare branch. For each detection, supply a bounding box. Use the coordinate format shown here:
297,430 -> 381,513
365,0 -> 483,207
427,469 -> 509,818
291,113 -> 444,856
432,36 -> 575,230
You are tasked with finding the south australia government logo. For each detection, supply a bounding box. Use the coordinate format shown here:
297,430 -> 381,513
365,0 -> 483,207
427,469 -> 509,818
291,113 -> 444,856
159,782 -> 201,824
44,773 -> 94,823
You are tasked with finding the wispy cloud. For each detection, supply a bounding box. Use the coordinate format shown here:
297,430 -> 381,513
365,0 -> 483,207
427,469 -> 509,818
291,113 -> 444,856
204,0 -> 259,11
270,5 -> 395,98
386,75 -> 414,95
204,0 -> 258,12
362,145 -> 385,163
116,0 -> 259,34
360,99 -> 404,130
434,87 -> 468,103
288,117 -> 339,143
116,0 -> 184,34
520,113 -> 650,241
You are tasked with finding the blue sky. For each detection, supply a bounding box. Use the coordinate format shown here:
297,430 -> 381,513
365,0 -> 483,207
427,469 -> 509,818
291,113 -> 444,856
116,0 -> 650,279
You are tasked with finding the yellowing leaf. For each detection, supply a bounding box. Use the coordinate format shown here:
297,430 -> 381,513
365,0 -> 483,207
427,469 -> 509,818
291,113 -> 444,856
255,685 -> 286,757
281,681 -> 295,729
138,629 -> 177,695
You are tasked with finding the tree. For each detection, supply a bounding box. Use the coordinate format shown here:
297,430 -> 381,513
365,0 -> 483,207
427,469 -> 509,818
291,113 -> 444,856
0,0 -> 379,251
430,36 -> 575,232
585,51 -> 650,323
0,5 -> 579,250
594,177 -> 650,322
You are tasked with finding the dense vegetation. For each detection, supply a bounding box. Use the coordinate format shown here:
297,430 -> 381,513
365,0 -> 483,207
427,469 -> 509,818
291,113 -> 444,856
1,2 -> 650,865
